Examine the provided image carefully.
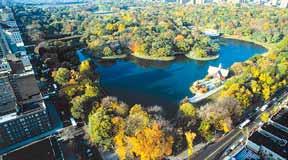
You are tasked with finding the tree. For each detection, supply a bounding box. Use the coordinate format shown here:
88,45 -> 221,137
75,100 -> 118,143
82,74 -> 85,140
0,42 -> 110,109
103,47 -> 113,57
88,107 -> 113,151
114,130 -> 128,160
79,60 -> 91,74
84,83 -> 99,98
185,131 -> 196,157
118,23 -> 126,32
251,80 -> 261,94
260,112 -> 270,122
179,102 -> 196,118
127,123 -> 174,160
52,68 -> 70,85
101,96 -> 129,117
193,47 -> 207,58
198,120 -> 213,141
125,104 -> 150,135
70,95 -> 89,119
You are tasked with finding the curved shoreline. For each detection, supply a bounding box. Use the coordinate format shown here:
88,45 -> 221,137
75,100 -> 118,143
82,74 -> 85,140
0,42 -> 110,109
185,54 -> 219,61
131,53 -> 176,61
222,35 -> 272,51
100,54 -> 127,60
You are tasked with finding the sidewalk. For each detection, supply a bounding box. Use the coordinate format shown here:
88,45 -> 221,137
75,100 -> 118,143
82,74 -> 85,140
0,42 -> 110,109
168,142 -> 207,160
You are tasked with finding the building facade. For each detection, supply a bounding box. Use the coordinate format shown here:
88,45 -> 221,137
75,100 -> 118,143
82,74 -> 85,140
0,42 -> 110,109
0,6 -> 53,154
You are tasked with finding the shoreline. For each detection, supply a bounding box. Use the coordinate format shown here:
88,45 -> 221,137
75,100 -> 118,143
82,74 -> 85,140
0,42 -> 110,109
131,53 -> 176,61
185,53 -> 219,61
222,35 -> 273,51
100,54 -> 127,60
185,35 -> 273,103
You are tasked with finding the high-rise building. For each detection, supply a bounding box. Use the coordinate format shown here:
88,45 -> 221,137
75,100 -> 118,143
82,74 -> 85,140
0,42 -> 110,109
0,7 -> 53,155
280,0 -> 288,8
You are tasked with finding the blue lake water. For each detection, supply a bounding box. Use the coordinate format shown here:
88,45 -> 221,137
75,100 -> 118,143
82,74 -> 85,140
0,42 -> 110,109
85,38 -> 267,117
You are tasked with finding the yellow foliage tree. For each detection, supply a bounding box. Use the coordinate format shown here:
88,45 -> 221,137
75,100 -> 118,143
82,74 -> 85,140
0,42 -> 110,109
260,112 -> 270,122
114,130 -> 128,160
79,60 -> 91,74
118,23 -> 126,32
179,102 -> 196,118
127,123 -> 174,160
185,131 -> 196,157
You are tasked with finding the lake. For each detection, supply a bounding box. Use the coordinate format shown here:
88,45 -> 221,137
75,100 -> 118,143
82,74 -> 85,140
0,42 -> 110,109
80,38 -> 267,117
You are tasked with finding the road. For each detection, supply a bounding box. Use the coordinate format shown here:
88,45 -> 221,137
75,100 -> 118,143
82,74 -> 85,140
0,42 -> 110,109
189,90 -> 288,160
191,129 -> 242,160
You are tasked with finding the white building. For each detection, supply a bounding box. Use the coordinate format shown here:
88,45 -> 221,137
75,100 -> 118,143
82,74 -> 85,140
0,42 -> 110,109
280,0 -> 288,8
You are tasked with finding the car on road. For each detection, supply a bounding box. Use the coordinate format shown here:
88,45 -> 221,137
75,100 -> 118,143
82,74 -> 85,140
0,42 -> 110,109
239,119 -> 251,129
260,104 -> 268,111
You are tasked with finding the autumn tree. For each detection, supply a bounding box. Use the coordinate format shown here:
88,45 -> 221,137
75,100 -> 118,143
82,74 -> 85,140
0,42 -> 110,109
179,102 -> 196,118
52,67 -> 70,85
127,123 -> 174,160
125,104 -> 150,135
260,112 -> 270,122
185,131 -> 196,157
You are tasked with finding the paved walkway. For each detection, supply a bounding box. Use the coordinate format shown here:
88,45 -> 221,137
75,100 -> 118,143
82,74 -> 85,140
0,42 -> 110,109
169,142 -> 207,160
189,86 -> 223,103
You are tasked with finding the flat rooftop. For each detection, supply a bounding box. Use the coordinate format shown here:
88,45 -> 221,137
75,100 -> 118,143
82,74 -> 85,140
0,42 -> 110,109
262,124 -> 288,140
3,137 -> 63,160
249,131 -> 288,158
272,108 -> 288,128
11,74 -> 42,104
234,147 -> 260,160
6,54 -> 25,74
0,77 -> 16,116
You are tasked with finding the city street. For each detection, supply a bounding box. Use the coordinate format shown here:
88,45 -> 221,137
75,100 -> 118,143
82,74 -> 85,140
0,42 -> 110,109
189,90 -> 288,160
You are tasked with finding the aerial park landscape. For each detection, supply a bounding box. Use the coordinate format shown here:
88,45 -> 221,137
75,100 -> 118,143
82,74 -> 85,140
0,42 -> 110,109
1,1 -> 288,160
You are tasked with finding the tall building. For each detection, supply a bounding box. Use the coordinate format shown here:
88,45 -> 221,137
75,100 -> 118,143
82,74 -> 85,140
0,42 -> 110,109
280,0 -> 288,8
0,7 -> 53,155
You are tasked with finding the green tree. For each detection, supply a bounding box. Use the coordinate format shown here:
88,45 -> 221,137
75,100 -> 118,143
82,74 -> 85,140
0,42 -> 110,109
88,107 -> 113,151
70,96 -> 89,119
103,47 -> 113,57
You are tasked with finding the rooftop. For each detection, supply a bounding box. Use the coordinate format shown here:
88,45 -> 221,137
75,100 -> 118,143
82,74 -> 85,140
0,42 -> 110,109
0,58 -> 11,75
2,136 -> 63,160
272,108 -> 288,128
6,54 -> 25,74
0,77 -> 16,116
208,65 -> 229,78
262,124 -> 288,141
233,147 -> 260,160
249,131 -> 288,158
11,74 -> 42,105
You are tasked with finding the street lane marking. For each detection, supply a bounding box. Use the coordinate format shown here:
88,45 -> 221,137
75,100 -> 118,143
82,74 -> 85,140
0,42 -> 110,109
205,130 -> 241,160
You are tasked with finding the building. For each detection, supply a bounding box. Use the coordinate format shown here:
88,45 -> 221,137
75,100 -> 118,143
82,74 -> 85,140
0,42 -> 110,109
0,7 -> 54,155
208,64 -> 229,80
2,136 -> 64,160
279,0 -> 288,8
247,131 -> 287,160
229,108 -> 288,160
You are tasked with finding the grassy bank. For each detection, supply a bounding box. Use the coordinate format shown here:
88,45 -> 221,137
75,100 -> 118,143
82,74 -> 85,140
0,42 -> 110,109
222,34 -> 273,51
131,53 -> 175,61
185,53 -> 219,61
101,54 -> 127,60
